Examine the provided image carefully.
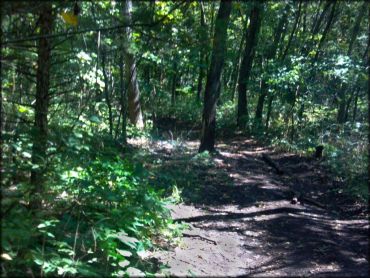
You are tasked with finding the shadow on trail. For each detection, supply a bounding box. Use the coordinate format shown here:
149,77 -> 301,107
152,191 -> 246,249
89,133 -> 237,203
145,136 -> 368,276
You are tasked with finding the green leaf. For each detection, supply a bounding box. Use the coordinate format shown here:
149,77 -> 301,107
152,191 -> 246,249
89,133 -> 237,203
116,249 -> 132,257
89,115 -> 101,123
118,260 -> 130,268
22,152 -> 32,158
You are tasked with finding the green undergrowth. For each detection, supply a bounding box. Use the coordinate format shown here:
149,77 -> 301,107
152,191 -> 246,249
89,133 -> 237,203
2,125 -> 184,277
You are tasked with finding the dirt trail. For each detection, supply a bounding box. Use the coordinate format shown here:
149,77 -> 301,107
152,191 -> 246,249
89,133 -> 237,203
138,136 -> 368,277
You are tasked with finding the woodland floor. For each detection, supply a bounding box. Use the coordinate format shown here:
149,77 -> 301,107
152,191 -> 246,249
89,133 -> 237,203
130,133 -> 368,277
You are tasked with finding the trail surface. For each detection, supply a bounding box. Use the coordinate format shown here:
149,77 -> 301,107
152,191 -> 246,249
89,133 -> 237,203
134,136 -> 368,277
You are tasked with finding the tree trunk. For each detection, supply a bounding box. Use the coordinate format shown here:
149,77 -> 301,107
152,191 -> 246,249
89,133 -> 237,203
368,3 -> 370,188
197,0 -> 207,102
30,3 -> 54,210
199,0 -> 232,153
313,1 -> 337,62
237,3 -> 262,129
347,2 -> 367,56
336,2 -> 365,123
101,50 -> 113,136
282,1 -> 302,59
254,3 -> 289,126
119,54 -> 127,143
0,0 -> 3,183
171,61 -> 178,105
123,0 -> 144,128
254,79 -> 267,124
265,93 -> 274,129
352,89 -> 359,122
337,84 -> 346,123
231,16 -> 248,102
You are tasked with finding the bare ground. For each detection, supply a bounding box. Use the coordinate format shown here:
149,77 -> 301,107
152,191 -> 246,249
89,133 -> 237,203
132,136 -> 368,277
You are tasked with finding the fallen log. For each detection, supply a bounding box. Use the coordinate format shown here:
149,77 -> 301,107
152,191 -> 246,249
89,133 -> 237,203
261,153 -> 284,175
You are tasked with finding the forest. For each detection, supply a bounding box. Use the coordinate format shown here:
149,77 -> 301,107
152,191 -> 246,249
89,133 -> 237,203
1,1 -> 369,277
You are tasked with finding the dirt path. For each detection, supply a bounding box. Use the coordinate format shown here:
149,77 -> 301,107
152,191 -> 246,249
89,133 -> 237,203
135,136 -> 368,277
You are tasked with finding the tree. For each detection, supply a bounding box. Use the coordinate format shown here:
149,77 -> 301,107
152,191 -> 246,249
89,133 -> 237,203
199,0 -> 232,152
254,3 -> 290,127
29,3 -> 54,209
123,0 -> 144,128
237,2 -> 262,129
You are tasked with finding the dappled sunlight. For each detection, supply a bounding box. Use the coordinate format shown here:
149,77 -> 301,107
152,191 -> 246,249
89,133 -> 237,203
2,0 -> 367,276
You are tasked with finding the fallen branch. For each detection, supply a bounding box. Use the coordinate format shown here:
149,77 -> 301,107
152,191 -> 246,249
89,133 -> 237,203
182,233 -> 217,245
261,153 -> 284,175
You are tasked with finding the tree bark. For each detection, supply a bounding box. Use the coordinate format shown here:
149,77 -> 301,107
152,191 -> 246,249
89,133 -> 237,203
119,53 -> 127,143
265,93 -> 274,129
199,0 -> 232,153
197,0 -> 207,102
101,50 -> 113,136
30,3 -> 54,210
123,0 -> 143,128
230,14 -> 248,102
0,0 -> 3,185
171,61 -> 178,105
237,2 -> 262,129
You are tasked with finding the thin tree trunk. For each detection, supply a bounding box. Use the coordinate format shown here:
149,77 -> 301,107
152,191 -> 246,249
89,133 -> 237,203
119,53 -> 127,143
282,1 -> 302,59
352,89 -> 359,122
171,61 -> 178,105
368,3 -> 370,188
123,0 -> 143,128
237,3 -> 262,129
255,3 -> 289,126
347,2 -> 367,56
313,1 -> 337,62
101,50 -> 113,136
197,0 -> 206,102
30,3 -> 54,210
336,84 -> 346,123
0,0 -> 3,184
336,1 -> 365,123
265,93 -> 274,130
255,79 -> 267,124
289,85 -> 300,142
199,0 -> 232,153
231,16 -> 248,102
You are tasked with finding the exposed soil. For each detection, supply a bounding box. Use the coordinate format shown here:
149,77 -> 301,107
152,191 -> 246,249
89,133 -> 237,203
132,135 -> 369,277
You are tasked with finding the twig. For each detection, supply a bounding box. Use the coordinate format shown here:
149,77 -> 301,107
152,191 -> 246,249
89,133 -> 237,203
182,233 -> 217,245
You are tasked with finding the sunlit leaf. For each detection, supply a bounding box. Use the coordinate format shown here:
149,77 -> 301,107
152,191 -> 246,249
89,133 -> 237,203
61,12 -> 78,27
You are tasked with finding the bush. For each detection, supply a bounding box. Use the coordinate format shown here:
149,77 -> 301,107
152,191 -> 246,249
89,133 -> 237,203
2,131 -> 182,277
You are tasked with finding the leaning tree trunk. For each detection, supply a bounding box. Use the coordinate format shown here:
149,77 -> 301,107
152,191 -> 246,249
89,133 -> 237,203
237,2 -> 262,129
30,3 -> 54,210
123,0 -> 143,128
199,0 -> 232,153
